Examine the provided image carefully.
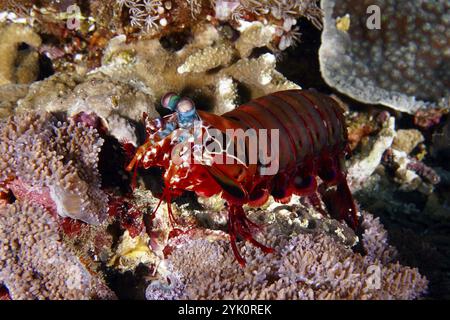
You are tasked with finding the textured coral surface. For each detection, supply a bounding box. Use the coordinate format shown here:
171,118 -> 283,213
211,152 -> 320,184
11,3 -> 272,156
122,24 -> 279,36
0,202 -> 114,300
0,112 -> 107,224
0,0 -> 448,301
147,212 -> 427,300
320,0 -> 450,113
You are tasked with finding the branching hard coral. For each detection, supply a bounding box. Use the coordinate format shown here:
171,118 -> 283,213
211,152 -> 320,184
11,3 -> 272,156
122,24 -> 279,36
93,24 -> 299,112
235,21 -> 277,57
0,201 -> 115,300
320,0 -> 450,114
0,23 -> 41,85
146,212 -> 427,300
177,43 -> 235,74
4,16 -> 300,123
222,52 -> 299,95
0,25 -> 301,218
360,212 -> 397,264
215,76 -> 239,114
0,111 -> 107,225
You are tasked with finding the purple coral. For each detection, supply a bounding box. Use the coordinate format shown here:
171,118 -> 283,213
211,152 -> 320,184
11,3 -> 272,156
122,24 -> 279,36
382,148 -> 441,186
0,111 -> 108,225
145,212 -> 428,300
406,159 -> 441,185
0,201 -> 115,300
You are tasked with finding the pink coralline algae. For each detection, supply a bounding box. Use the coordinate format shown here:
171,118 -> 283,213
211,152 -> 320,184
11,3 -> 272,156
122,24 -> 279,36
414,108 -> 448,130
0,111 -> 108,225
382,148 -> 441,187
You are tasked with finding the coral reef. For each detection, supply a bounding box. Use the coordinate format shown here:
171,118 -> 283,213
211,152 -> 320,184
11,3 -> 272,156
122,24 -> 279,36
235,21 -> 276,57
0,0 -> 324,76
414,108 -> 448,130
347,113 -> 396,190
16,73 -> 157,145
345,105 -> 449,299
0,201 -> 115,300
320,0 -> 450,113
346,111 -> 380,151
0,84 -> 29,117
0,0 -> 446,301
145,211 -> 427,300
97,24 -> 300,103
119,0 -> 323,45
177,43 -> 234,74
0,1 -> 117,72
0,112 -> 107,225
0,23 -> 42,85
347,109 -> 441,194
392,129 -> 424,155
354,161 -> 450,299
6,23 -> 299,128
382,148 -> 440,194
108,230 -> 156,272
